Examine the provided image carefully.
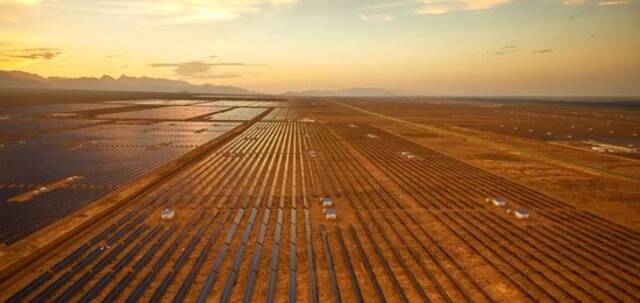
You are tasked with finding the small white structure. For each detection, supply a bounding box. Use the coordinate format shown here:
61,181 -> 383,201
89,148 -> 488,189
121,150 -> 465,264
400,151 -> 416,160
366,133 -> 379,139
33,187 -> 48,195
51,112 -> 78,117
161,208 -> 176,220
321,196 -> 333,207
514,208 -> 530,219
491,196 -> 507,207
584,140 -> 637,153
325,208 -> 337,220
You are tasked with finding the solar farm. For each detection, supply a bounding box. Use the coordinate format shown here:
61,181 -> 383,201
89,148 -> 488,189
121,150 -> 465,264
1,97 -> 639,302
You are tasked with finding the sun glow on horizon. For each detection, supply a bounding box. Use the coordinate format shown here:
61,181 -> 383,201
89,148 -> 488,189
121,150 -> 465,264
1,0 -> 639,95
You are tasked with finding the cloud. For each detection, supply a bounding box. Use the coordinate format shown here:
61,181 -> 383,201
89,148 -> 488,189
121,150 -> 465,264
416,0 -> 512,15
597,0 -> 630,5
360,13 -> 394,22
469,45 -> 554,56
72,0 -> 299,24
563,0 -> 630,5
364,0 -> 512,15
364,1 -> 418,10
198,72 -> 243,79
1,47 -> 61,60
532,48 -> 554,54
0,0 -> 47,22
364,0 -> 629,15
563,0 -> 587,4
150,59 -> 264,79
0,0 -> 44,6
493,44 -> 518,55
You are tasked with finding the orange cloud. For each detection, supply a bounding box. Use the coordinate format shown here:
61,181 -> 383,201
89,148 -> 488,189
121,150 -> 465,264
1,48 -> 61,60
416,0 -> 511,15
71,0 -> 299,24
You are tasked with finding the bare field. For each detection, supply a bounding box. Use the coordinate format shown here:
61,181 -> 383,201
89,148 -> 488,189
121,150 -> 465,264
1,96 -> 639,302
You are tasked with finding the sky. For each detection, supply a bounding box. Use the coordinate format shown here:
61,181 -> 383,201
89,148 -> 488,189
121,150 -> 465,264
0,0 -> 639,96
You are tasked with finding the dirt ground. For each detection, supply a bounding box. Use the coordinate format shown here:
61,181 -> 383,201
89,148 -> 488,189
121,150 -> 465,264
339,99 -> 640,230
1,95 -> 639,303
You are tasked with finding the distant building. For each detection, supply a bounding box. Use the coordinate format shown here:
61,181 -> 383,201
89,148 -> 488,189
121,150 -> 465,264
514,208 -> 529,219
325,208 -> 337,220
491,196 -> 507,207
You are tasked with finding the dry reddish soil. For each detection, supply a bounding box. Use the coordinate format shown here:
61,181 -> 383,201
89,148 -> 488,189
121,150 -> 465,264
1,97 -> 639,303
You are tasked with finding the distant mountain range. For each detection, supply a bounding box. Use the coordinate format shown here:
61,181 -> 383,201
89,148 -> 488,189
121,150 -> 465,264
0,70 -> 256,95
283,87 -> 397,97
0,70 -> 402,97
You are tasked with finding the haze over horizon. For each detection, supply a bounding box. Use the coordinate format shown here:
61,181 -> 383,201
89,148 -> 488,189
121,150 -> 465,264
1,0 -> 639,96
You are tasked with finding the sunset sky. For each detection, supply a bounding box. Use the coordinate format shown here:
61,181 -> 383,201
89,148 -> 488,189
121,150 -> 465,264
1,0 -> 639,95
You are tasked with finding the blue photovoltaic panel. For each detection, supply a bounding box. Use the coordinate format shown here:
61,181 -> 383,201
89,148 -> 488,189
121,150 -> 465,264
0,103 -> 125,116
0,120 -> 240,245
97,106 -> 228,120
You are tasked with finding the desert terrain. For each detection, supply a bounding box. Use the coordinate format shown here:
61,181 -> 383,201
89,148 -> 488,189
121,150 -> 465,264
0,92 -> 639,302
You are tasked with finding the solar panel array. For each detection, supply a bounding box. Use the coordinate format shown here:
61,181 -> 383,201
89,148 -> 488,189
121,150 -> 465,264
0,99 -> 271,245
0,120 -> 240,245
4,105 -> 640,303
97,106 -> 229,120
0,117 -> 105,137
208,107 -> 269,121
37,122 -> 241,148
197,100 -> 288,107
105,100 -> 205,106
0,103 -> 125,116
